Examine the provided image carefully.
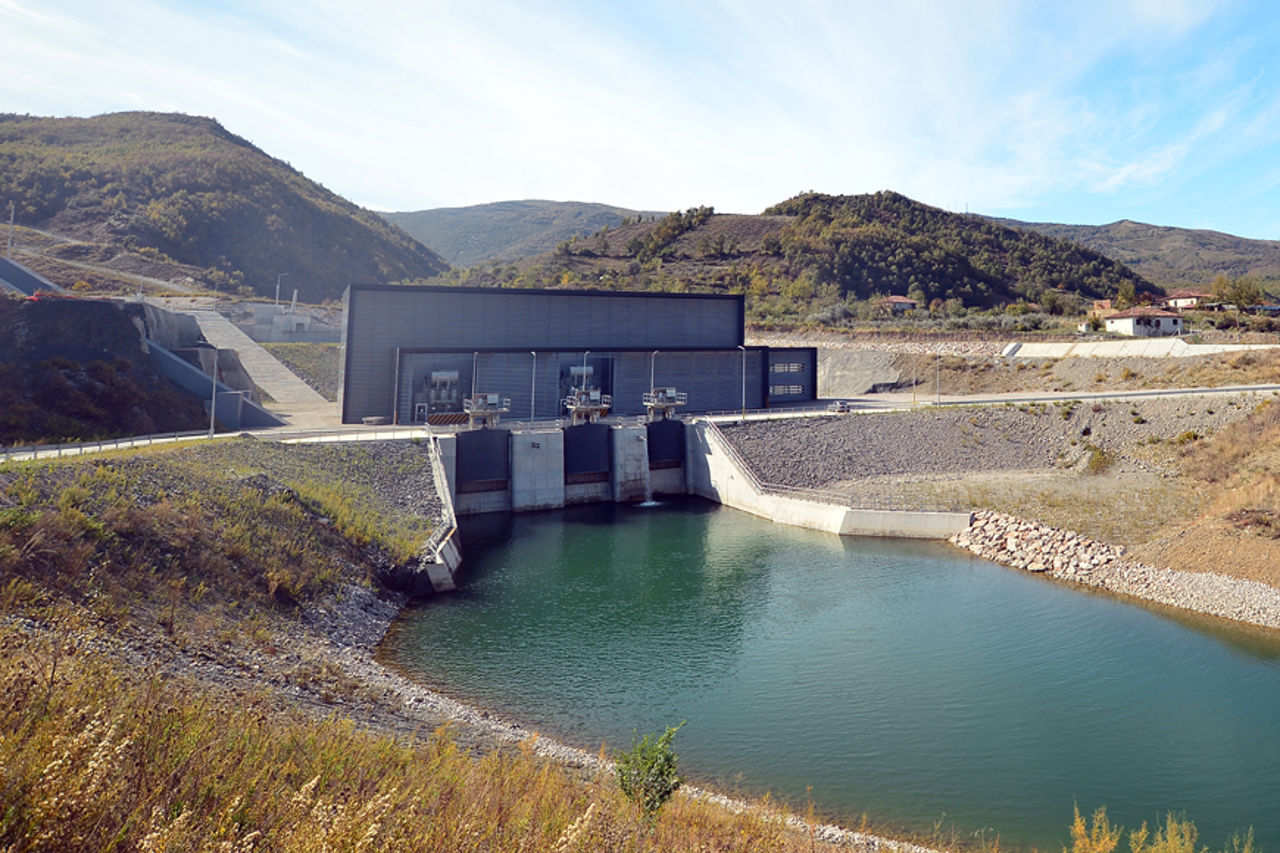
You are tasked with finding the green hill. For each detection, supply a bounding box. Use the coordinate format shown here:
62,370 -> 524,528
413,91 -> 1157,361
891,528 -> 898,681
385,199 -> 665,268
0,112 -> 448,302
428,191 -> 1155,325
993,217 -> 1280,290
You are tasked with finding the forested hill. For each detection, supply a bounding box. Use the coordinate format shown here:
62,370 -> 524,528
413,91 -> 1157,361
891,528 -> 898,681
430,191 -> 1155,323
992,217 -> 1280,290
385,200 -> 665,269
0,112 -> 448,302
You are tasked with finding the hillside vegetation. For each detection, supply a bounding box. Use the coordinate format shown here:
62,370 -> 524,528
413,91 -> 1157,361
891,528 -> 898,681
996,217 -> 1280,290
0,112 -> 448,301
428,192 -> 1155,325
0,294 -> 207,444
385,199 -> 664,268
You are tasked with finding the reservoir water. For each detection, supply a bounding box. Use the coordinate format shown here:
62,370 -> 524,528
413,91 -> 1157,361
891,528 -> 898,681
385,497 -> 1280,850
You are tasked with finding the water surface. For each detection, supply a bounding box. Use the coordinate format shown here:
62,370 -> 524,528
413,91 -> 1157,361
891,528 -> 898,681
386,498 -> 1280,850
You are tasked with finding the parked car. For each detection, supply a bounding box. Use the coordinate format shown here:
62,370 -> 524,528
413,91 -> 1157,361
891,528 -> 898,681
826,400 -> 851,413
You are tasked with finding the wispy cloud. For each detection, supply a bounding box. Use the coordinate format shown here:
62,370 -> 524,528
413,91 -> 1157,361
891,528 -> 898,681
1,0 -> 1278,235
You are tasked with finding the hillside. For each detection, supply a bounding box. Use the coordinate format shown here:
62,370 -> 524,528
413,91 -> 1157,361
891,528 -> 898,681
0,293 -> 208,443
994,218 -> 1280,290
385,199 -> 665,268
429,191 -> 1155,325
0,112 -> 448,302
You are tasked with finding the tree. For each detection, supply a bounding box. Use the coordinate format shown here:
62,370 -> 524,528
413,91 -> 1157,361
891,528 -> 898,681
615,722 -> 684,819
1211,274 -> 1263,311
1114,280 -> 1136,310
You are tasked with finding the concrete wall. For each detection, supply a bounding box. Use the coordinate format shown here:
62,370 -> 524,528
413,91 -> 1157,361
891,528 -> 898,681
611,424 -> 650,502
510,428 -> 565,511
649,466 -> 686,496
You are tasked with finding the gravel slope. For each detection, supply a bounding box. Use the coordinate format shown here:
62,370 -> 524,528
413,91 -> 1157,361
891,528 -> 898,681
721,397 -> 1259,489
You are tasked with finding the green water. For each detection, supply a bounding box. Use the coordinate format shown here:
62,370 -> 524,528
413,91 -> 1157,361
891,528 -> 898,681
386,498 -> 1280,850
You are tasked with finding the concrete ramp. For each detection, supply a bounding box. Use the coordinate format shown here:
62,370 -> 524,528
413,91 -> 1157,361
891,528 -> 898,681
1012,339 -> 1280,359
189,310 -> 329,406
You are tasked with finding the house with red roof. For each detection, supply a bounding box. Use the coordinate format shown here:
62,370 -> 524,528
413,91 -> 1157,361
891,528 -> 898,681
879,295 -> 918,315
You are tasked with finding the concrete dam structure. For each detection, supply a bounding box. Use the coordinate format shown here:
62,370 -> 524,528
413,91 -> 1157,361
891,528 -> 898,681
434,418 -> 688,515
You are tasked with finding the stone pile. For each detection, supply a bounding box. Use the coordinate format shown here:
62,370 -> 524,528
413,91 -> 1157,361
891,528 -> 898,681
951,510 -> 1280,630
951,509 -> 1124,577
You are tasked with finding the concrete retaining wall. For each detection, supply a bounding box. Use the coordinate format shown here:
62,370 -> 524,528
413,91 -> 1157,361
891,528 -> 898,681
510,428 -> 565,511
611,424 -> 650,502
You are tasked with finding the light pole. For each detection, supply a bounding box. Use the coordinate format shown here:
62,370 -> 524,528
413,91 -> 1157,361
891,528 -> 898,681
650,349 -> 659,391
6,200 -> 14,260
936,353 -> 941,405
530,351 -> 537,422
738,345 -> 746,423
582,350 -> 590,388
471,351 -> 479,399
276,272 -> 288,310
208,284 -> 218,438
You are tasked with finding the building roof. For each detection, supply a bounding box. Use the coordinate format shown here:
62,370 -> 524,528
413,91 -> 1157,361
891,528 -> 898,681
880,295 -> 917,305
1166,288 -> 1213,299
1106,306 -> 1182,320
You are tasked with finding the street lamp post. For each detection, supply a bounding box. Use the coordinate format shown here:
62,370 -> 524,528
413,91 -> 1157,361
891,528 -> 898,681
276,273 -> 288,310
471,351 -> 479,399
650,350 -> 659,390
738,345 -> 746,423
583,351 -> 590,387
208,284 -> 218,438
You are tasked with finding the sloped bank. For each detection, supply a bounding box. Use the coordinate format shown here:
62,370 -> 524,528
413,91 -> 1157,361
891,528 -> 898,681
952,510 -> 1280,630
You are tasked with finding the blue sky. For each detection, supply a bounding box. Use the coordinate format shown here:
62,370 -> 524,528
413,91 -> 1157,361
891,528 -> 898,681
4,0 -> 1280,238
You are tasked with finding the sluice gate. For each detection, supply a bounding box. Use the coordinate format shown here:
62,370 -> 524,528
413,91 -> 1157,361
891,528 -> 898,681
437,420 -> 687,516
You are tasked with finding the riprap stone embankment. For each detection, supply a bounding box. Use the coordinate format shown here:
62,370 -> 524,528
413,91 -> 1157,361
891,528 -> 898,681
954,510 -> 1280,630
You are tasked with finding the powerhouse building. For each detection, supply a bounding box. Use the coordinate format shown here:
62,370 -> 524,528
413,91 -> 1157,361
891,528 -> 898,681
339,284 -> 816,424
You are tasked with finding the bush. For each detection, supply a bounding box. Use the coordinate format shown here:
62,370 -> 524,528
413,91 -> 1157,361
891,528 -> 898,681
616,723 -> 685,819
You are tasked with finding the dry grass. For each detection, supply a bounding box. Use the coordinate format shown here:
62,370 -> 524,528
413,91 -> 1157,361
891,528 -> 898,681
260,342 -> 342,402
0,621 -> 847,852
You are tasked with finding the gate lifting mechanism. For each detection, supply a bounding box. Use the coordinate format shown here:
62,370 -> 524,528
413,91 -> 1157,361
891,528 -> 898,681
642,387 -> 687,422
464,392 -> 511,429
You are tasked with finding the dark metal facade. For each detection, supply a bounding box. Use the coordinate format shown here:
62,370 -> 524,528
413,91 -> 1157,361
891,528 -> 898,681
340,284 -> 813,423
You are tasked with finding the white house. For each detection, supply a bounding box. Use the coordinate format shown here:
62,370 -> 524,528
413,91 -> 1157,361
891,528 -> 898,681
1163,288 -> 1213,310
1104,306 -> 1184,337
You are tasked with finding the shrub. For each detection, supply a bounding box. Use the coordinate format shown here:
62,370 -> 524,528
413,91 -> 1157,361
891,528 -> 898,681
1085,444 -> 1115,474
616,723 -> 685,819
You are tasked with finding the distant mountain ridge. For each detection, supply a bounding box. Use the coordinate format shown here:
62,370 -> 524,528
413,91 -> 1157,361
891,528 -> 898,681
385,200 -> 665,269
429,191 -> 1155,324
993,217 -> 1280,289
0,112 -> 448,302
